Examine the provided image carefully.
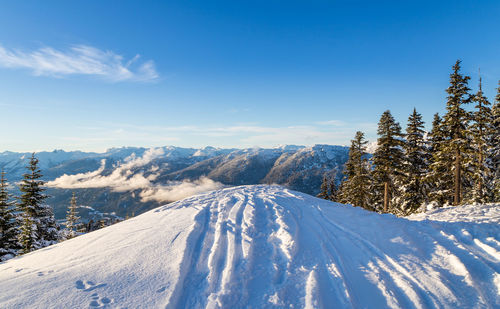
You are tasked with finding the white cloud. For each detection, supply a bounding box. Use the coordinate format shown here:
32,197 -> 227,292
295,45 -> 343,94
139,177 -> 223,203
316,120 -> 346,126
46,148 -> 223,203
0,44 -> 158,82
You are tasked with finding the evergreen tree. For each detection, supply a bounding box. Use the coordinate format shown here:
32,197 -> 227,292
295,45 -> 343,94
491,81 -> 500,201
398,108 -> 430,214
469,74 -> 495,203
317,175 -> 330,200
339,131 -> 372,209
328,178 -> 338,202
18,213 -> 34,254
318,174 -> 339,202
439,60 -> 473,205
17,153 -> 59,253
370,111 -> 404,213
64,192 -> 80,239
427,113 -> 454,206
0,170 -> 18,260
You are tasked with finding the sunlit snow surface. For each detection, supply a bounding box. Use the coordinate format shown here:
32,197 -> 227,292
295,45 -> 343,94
0,185 -> 499,308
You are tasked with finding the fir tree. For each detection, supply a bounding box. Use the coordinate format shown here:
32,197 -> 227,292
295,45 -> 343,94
328,178 -> 338,202
64,192 -> 80,239
491,81 -> 500,201
17,153 -> 59,253
18,213 -> 34,254
427,113 -> 454,206
439,60 -> 473,205
371,111 -> 404,213
468,74 -> 495,203
317,175 -> 330,200
318,174 -> 339,202
398,108 -> 430,214
0,170 -> 18,260
339,131 -> 372,209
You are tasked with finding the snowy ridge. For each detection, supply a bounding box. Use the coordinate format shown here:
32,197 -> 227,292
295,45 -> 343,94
0,185 -> 499,308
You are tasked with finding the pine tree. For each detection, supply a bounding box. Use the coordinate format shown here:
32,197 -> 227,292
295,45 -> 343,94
469,74 -> 495,203
64,192 -> 80,239
439,60 -> 473,205
328,178 -> 338,202
371,111 -> 404,213
399,108 -> 430,214
318,174 -> 339,202
0,170 -> 18,260
317,175 -> 330,200
491,81 -> 500,201
18,213 -> 34,254
339,131 -> 372,209
427,113 -> 454,206
17,153 -> 59,253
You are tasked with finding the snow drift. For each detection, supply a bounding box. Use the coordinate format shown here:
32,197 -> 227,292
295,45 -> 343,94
0,185 -> 499,308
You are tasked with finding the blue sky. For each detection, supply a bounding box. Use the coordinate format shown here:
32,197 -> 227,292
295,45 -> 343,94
0,0 -> 499,152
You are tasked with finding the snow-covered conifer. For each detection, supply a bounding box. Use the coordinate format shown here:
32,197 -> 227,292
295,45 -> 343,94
426,113 -> 454,206
491,81 -> 500,201
17,153 -> 60,253
436,60 -> 473,205
398,108 -> 429,214
64,192 -> 80,239
339,131 -> 372,210
468,74 -> 495,203
370,111 -> 404,213
317,175 -> 330,200
0,170 -> 18,260
328,178 -> 338,202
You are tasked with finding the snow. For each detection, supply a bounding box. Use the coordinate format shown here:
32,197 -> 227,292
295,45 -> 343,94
0,185 -> 499,308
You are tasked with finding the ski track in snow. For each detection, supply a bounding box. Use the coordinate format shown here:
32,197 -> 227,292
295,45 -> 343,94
0,185 -> 499,308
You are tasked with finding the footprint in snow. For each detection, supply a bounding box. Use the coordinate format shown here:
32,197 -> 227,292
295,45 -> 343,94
101,298 -> 111,304
75,280 -> 107,292
75,280 -> 113,307
89,296 -> 113,308
36,270 -> 54,276
76,280 -> 85,289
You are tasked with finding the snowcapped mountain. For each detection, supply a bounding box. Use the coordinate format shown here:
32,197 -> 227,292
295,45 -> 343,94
0,145 -> 349,220
1,185 -> 498,308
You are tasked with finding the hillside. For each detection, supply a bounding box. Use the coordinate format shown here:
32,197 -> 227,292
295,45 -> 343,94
1,185 -> 498,308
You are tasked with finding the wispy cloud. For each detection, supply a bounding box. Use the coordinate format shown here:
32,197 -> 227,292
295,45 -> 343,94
0,44 -> 158,82
316,120 -> 346,126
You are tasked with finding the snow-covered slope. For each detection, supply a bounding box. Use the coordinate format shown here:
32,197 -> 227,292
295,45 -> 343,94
1,186 -> 498,308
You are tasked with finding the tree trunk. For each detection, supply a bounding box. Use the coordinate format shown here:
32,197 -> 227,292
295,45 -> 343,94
454,148 -> 461,206
384,181 -> 389,213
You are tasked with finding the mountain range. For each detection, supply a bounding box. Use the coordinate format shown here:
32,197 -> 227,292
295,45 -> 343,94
0,145 -> 349,221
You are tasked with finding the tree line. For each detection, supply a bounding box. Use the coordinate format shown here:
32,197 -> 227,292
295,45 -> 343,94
0,154 -> 121,261
319,60 -> 499,215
